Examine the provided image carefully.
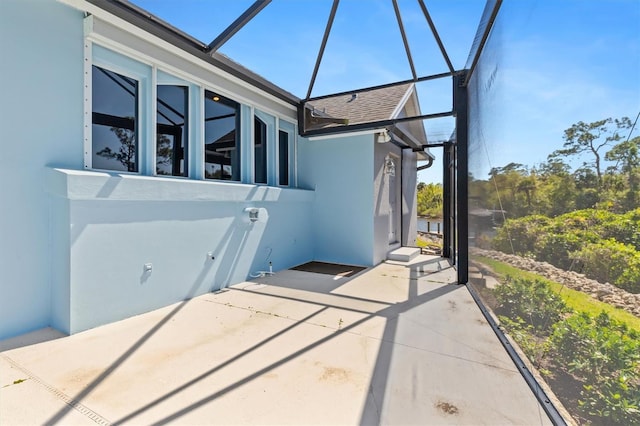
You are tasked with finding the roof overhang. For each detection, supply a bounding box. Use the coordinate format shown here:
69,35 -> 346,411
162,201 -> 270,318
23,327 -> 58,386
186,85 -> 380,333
63,0 -> 301,107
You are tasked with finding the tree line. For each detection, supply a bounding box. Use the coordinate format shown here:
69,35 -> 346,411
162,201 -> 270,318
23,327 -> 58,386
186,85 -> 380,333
470,117 -> 638,217
470,116 -> 639,292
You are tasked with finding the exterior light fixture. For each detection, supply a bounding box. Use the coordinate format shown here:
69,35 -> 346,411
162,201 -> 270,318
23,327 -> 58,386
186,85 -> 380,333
243,207 -> 268,224
376,130 -> 391,144
212,96 -> 220,101
384,155 -> 396,176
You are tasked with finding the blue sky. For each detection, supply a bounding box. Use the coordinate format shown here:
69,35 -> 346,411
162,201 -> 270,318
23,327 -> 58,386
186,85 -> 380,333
133,0 -> 639,184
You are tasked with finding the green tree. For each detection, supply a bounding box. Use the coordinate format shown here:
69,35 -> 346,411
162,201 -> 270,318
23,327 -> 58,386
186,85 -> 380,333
549,117 -> 632,186
606,136 -> 640,210
417,182 -> 443,217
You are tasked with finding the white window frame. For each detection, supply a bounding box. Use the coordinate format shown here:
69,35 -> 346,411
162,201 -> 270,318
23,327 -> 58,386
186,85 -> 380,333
84,30 -> 299,186
277,120 -> 296,187
155,70 -> 193,178
85,42 -> 151,174
253,110 -> 277,186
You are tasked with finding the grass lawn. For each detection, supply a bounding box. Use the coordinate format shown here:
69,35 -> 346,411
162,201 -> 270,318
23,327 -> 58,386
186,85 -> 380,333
472,255 -> 640,332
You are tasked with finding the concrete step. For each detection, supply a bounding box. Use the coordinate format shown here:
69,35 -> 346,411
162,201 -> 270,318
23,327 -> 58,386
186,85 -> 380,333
387,247 -> 421,262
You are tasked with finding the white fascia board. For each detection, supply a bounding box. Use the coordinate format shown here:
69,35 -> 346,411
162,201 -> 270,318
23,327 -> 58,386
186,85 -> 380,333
392,85 -> 430,147
394,126 -> 423,148
306,128 -> 384,141
60,0 -> 297,116
389,83 -> 415,119
417,150 -> 434,161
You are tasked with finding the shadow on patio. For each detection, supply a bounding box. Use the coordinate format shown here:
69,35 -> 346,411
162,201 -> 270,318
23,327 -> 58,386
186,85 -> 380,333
0,255 -> 551,425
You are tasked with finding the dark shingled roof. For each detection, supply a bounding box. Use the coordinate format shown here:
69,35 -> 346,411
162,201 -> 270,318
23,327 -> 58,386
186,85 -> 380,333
306,83 -> 413,126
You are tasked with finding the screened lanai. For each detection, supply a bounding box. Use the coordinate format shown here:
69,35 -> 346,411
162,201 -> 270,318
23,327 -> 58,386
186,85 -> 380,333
79,0 -> 567,420
2,1 -> 637,425
90,0 -> 503,286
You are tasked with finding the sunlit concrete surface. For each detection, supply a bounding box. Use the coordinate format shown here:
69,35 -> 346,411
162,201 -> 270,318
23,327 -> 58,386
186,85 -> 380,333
0,255 -> 552,425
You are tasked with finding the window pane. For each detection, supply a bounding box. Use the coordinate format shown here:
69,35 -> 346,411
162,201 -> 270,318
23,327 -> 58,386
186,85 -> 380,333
157,85 -> 188,176
204,91 -> 240,181
92,65 -> 138,172
254,117 -> 267,184
279,130 -> 289,186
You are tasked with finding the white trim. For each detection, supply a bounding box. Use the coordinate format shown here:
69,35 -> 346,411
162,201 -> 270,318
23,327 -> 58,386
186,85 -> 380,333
253,109 -> 272,186
390,83 -> 415,119
306,128 -> 383,141
395,125 -> 424,147
294,124 -> 299,188
86,31 -> 296,128
75,9 -> 304,185
68,5 -> 297,113
277,120 -> 296,188
249,105 -> 256,184
155,75 -> 191,178
88,55 -> 144,175
83,40 -> 92,169
193,84 -> 205,180
46,168 -> 315,203
275,116 -> 282,186
150,65 -> 158,176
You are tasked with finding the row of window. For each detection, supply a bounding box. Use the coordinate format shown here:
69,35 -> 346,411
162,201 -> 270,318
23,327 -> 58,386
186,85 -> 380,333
90,50 -> 295,186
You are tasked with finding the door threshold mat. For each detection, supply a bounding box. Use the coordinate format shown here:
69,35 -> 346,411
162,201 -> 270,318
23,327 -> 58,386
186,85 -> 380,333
290,261 -> 366,277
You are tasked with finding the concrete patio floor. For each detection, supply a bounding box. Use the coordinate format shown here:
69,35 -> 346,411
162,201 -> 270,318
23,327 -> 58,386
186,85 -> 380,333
0,255 -> 553,425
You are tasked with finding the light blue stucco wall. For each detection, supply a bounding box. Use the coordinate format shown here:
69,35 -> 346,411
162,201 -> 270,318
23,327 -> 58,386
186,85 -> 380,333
0,0 -> 316,339
298,135 -> 375,266
48,170 -> 315,334
0,0 -> 416,339
0,0 -> 85,339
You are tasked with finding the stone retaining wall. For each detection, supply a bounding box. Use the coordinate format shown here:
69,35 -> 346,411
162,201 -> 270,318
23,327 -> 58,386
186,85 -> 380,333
471,248 -> 640,318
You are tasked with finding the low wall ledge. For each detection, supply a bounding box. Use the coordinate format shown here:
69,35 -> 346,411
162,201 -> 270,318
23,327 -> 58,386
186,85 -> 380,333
45,168 -> 314,203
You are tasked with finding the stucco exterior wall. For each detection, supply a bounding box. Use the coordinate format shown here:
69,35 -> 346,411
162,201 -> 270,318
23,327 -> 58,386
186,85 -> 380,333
0,0 -> 315,338
0,0 -> 85,339
0,0 -> 421,339
298,135 -> 375,266
372,143 -> 419,265
47,170 -> 314,334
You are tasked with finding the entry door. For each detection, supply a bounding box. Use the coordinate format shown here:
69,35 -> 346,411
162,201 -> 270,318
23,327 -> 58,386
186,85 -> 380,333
388,155 -> 400,244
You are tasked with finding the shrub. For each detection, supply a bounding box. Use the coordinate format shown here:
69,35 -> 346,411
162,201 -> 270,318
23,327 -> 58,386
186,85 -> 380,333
490,208 -> 640,292
535,230 -> 598,270
571,240 -> 640,293
493,276 -> 570,335
492,215 -> 550,256
601,208 -> 640,251
551,312 -> 640,425
498,316 -> 551,369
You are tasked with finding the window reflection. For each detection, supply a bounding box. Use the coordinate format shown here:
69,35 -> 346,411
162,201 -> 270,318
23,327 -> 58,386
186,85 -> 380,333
278,130 -> 289,186
254,117 -> 267,184
204,90 -> 240,181
92,65 -> 138,172
157,85 -> 188,176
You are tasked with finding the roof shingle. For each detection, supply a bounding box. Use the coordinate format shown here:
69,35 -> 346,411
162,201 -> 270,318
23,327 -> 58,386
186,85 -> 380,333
307,83 -> 413,126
